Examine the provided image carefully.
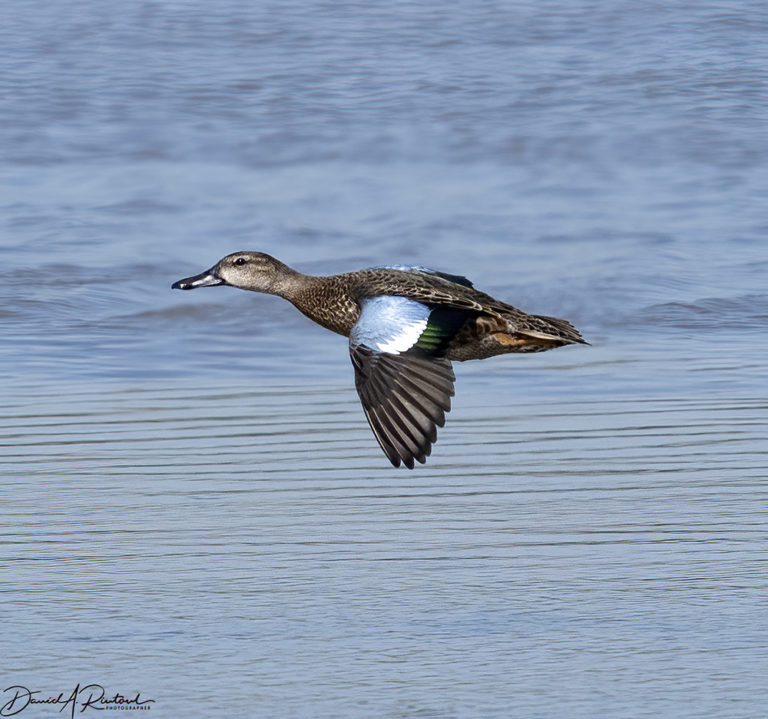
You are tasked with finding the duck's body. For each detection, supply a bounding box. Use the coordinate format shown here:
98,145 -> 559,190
173,252 -> 586,468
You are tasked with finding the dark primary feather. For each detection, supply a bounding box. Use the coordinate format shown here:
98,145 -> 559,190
350,344 -> 456,468
425,270 -> 474,288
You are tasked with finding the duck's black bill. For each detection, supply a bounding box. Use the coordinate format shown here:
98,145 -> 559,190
171,268 -> 224,290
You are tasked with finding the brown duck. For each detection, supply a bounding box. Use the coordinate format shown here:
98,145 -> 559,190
172,252 -> 587,468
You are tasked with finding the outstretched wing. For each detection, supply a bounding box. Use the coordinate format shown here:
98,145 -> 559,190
349,296 -> 458,468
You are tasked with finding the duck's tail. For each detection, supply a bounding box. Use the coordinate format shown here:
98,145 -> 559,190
519,313 -> 589,347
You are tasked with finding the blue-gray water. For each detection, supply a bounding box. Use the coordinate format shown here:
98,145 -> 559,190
2,2 -> 767,718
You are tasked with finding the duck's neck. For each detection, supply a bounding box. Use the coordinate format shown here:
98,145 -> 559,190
283,273 -> 361,337
270,265 -> 310,302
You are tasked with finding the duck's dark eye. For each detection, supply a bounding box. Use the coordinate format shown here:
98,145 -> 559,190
234,257 -> 247,266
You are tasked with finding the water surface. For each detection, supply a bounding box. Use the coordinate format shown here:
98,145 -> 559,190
2,2 -> 767,718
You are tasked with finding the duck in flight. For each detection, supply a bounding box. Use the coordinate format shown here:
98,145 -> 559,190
172,252 -> 587,468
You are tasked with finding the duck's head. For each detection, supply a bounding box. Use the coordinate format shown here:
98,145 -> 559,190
172,251 -> 296,295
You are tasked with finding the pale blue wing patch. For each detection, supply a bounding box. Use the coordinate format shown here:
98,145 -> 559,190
374,265 -> 474,288
376,264 -> 437,273
350,296 -> 431,355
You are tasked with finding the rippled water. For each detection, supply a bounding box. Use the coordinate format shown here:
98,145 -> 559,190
2,2 -> 767,718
